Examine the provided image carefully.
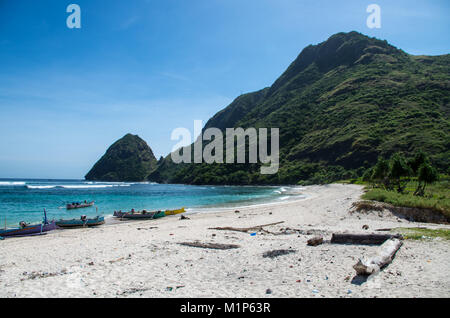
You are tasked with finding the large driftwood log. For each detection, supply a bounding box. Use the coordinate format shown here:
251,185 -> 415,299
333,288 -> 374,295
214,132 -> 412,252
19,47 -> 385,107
353,238 -> 403,275
331,233 -> 402,245
208,221 -> 284,233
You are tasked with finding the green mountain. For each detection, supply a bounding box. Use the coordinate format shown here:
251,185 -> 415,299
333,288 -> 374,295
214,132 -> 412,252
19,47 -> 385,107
150,31 -> 449,185
85,134 -> 157,182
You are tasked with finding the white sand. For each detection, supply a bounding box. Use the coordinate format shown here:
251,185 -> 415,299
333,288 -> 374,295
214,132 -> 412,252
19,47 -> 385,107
0,184 -> 449,298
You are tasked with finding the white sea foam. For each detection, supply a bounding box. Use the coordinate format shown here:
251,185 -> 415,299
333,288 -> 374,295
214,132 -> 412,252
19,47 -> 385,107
0,181 -> 26,186
61,184 -> 130,189
26,184 -> 131,189
26,185 -> 56,189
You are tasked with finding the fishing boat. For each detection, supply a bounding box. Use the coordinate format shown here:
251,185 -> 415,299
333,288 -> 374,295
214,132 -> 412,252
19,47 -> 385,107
164,207 -> 186,216
113,211 -> 126,218
66,201 -> 95,210
0,211 -> 56,238
56,215 -> 105,228
121,210 -> 160,220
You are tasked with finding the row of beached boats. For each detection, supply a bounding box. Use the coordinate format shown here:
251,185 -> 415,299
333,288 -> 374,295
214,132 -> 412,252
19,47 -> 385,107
113,207 -> 186,219
0,206 -> 186,239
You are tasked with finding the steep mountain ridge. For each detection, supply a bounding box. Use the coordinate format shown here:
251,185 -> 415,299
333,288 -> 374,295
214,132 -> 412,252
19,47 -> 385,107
149,31 -> 448,185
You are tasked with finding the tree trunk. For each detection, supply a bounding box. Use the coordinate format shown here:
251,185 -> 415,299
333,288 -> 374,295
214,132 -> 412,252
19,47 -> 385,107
331,233 -> 401,245
353,238 -> 403,275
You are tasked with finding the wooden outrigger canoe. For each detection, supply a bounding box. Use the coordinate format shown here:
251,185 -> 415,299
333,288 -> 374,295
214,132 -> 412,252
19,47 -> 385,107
0,221 -> 56,237
121,211 -> 166,220
0,210 -> 56,238
56,215 -> 105,228
66,201 -> 95,210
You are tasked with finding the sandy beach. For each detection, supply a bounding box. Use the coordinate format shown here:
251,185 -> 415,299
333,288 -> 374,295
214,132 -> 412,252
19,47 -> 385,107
0,184 -> 449,298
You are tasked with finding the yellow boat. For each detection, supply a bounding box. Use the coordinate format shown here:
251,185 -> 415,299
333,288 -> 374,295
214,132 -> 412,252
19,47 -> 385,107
164,207 -> 186,216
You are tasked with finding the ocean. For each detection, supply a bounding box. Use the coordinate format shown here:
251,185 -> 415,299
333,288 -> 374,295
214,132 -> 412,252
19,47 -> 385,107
0,179 -> 305,227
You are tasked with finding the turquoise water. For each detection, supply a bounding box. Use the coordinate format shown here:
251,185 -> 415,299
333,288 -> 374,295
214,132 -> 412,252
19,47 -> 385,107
0,179 -> 304,227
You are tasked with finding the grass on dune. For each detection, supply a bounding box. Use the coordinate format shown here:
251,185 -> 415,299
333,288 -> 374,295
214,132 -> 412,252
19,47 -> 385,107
361,178 -> 450,218
394,227 -> 450,240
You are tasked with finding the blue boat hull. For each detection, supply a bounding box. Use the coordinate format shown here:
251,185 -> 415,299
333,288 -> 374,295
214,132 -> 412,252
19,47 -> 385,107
0,221 -> 57,237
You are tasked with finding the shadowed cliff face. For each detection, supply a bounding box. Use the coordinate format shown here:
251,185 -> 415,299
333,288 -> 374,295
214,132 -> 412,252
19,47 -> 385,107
85,134 -> 157,182
148,31 -> 450,185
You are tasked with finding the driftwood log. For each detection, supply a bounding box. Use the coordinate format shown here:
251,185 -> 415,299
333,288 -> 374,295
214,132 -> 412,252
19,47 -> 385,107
179,242 -> 240,250
331,233 -> 402,245
353,238 -> 403,275
208,221 -> 284,233
262,249 -> 296,259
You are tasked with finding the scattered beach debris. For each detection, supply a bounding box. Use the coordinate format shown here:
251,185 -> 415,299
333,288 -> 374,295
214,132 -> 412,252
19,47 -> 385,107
269,227 -> 329,236
88,261 -> 94,266
179,242 -> 240,250
250,233 -> 257,236
307,236 -> 324,246
235,210 -> 240,213
21,269 -> 68,281
262,249 -> 296,259
209,221 -> 284,233
109,257 -> 125,264
166,287 -> 173,292
119,287 -> 150,296
137,226 -> 158,230
265,289 -> 272,294
362,225 -> 369,230
353,238 -> 403,276
331,233 -> 402,245
180,215 -> 190,220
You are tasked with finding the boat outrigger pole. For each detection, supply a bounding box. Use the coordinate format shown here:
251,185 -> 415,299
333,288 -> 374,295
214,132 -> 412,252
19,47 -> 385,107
44,209 -> 48,224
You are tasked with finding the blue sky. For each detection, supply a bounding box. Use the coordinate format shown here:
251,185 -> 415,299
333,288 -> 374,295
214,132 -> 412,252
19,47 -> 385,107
0,0 -> 448,179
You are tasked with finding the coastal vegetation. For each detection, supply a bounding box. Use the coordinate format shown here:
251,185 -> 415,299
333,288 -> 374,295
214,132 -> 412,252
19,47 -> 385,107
393,227 -> 450,241
360,150 -> 449,219
362,180 -> 449,218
